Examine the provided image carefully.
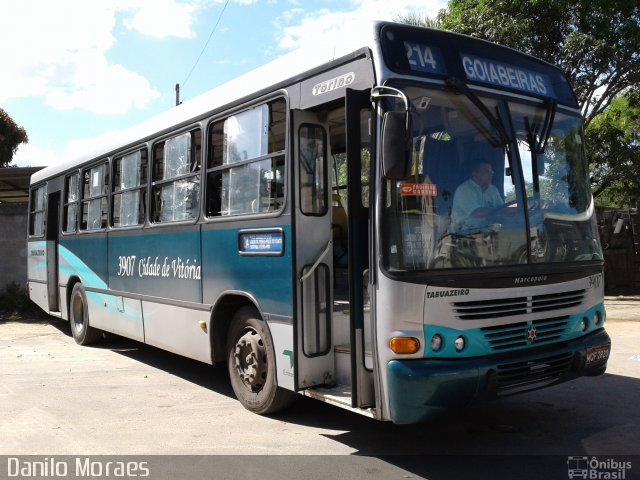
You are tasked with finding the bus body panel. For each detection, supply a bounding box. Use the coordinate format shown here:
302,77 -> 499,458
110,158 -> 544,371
298,55 -> 375,110
202,223 -> 296,388
108,230 -> 203,304
51,223 -> 295,365
374,270 -> 609,423
85,292 -> 144,342
27,241 -> 49,312
268,320 -> 295,391
373,272 -> 428,420
201,225 -> 294,317
386,327 -> 610,424
59,237 -> 108,291
142,301 -> 211,364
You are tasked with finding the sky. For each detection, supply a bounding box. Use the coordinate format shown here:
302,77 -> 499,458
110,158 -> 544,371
1,0 -> 447,168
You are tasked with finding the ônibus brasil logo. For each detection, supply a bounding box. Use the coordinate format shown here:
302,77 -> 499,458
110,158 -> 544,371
567,456 -> 632,479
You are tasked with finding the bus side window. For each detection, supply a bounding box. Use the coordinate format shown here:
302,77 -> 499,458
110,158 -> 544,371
80,163 -> 108,231
206,98 -> 286,218
151,129 -> 201,223
112,149 -> 147,227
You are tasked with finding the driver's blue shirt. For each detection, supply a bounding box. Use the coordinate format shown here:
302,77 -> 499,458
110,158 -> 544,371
450,179 -> 504,233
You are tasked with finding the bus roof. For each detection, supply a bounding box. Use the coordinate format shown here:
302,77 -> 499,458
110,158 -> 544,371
31,21 -> 576,185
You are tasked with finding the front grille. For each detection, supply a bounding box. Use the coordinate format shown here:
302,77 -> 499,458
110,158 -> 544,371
530,290 -> 585,313
481,316 -> 570,351
453,289 -> 585,320
495,352 -> 574,396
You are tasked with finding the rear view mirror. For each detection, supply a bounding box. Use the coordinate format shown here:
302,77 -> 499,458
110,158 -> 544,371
381,111 -> 411,180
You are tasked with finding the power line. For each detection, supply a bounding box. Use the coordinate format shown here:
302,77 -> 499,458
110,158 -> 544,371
181,0 -> 231,94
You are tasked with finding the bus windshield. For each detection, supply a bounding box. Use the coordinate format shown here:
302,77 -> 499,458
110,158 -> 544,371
382,85 -> 603,271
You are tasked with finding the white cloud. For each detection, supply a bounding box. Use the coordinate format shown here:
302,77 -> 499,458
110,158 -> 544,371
12,143 -> 60,169
276,0 -> 447,51
123,0 -> 198,38
0,0 -> 207,114
12,129 -> 128,168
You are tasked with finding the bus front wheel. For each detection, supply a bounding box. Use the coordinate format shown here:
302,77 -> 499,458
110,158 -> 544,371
226,307 -> 295,415
69,283 -> 103,345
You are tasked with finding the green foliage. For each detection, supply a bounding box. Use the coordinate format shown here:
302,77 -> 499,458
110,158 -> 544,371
586,93 -> 640,206
394,12 -> 440,29
0,109 -> 29,167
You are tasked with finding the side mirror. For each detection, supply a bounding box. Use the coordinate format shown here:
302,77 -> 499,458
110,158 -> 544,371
381,111 -> 411,180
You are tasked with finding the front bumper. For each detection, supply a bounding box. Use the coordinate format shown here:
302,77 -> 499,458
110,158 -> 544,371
387,328 -> 610,424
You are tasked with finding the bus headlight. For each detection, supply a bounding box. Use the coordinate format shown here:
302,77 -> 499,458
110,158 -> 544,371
581,318 -> 588,332
594,310 -> 603,326
430,334 -> 443,352
454,336 -> 466,352
390,337 -> 420,354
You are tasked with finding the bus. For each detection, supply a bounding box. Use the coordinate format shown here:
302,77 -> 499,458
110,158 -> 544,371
27,21 -> 611,424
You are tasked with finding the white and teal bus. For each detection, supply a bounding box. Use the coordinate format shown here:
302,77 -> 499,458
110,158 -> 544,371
27,22 -> 610,424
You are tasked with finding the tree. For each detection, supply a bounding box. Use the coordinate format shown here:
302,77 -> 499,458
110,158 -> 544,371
399,1 -> 640,205
585,93 -> 640,206
0,109 -> 28,167
435,0 -> 640,129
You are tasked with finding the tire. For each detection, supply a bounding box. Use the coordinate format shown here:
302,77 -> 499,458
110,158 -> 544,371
69,283 -> 103,346
226,307 -> 296,415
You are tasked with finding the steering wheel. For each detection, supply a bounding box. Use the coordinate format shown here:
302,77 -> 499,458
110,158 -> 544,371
484,200 -> 518,223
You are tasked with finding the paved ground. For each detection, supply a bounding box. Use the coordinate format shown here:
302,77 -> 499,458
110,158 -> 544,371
0,297 -> 638,479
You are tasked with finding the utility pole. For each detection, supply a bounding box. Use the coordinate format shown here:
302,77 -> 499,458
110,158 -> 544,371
175,83 -> 181,106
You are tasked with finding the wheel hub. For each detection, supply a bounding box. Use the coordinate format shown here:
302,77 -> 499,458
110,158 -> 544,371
233,329 -> 267,392
71,296 -> 85,333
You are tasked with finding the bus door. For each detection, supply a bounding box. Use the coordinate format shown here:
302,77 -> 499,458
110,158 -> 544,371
345,89 -> 376,408
46,191 -> 61,312
292,110 -> 335,389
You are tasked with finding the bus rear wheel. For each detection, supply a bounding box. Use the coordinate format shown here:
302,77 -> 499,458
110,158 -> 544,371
226,307 -> 295,415
69,283 -> 103,345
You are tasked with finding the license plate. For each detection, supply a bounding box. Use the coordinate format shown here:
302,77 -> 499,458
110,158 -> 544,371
586,344 -> 610,365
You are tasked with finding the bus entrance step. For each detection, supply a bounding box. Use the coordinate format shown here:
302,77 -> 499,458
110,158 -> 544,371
303,385 -> 375,419
334,344 -> 372,356
334,345 -> 372,385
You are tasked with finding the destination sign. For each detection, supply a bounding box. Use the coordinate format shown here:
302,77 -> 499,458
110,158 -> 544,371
238,230 -> 284,256
403,41 -> 446,75
461,53 -> 554,97
380,25 -> 576,107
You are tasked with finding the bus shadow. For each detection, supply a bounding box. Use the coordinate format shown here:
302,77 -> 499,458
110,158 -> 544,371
48,317 -> 236,399
304,374 -> 640,479
45,316 -> 640,478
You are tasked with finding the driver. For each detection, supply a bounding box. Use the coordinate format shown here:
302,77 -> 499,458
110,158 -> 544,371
450,161 -> 504,233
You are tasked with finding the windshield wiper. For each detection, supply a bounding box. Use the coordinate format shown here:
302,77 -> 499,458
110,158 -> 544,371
445,77 -> 512,147
523,99 -> 556,195
526,98 -> 557,154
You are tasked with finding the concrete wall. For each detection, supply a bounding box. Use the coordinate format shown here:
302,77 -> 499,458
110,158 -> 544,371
0,203 -> 28,291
